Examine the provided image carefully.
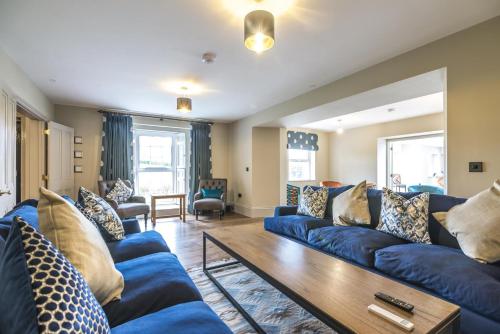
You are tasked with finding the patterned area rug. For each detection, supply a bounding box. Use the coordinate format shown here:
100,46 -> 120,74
187,260 -> 336,334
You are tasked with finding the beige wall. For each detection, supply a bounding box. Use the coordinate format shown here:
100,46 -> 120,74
231,17 -> 500,202
0,47 -> 54,120
55,105 -> 231,199
329,113 -> 444,185
54,105 -> 102,196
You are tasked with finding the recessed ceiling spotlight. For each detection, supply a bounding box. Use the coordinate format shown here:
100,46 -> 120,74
387,108 -> 395,112
49,78 -> 56,83
202,52 -> 217,64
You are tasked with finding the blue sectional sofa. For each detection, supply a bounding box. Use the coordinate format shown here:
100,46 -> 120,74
0,200 -> 232,334
264,186 -> 500,334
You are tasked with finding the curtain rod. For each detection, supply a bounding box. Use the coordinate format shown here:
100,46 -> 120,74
98,108 -> 214,125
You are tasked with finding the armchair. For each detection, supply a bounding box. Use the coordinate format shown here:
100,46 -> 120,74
98,180 -> 150,228
193,179 -> 227,220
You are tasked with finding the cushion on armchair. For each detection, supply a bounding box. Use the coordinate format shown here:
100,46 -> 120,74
201,188 -> 222,199
106,178 -> 133,204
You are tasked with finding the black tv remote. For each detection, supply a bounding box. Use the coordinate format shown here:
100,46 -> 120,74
375,292 -> 414,313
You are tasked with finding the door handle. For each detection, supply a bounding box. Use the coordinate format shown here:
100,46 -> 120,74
0,190 -> 11,196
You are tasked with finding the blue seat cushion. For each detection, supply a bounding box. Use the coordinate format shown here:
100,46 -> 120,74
110,301 -> 232,334
103,252 -> 202,327
308,226 -> 408,267
375,244 -> 500,322
264,215 -> 332,241
107,230 -> 170,263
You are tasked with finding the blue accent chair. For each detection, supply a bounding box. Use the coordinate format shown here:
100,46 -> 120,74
0,199 -> 231,333
265,186 -> 500,334
408,184 -> 445,195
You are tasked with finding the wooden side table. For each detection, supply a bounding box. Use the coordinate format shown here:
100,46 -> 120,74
151,194 -> 186,227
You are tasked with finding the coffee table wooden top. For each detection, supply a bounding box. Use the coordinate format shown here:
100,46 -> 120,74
204,224 -> 460,334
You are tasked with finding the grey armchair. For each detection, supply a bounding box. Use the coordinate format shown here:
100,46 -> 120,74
193,179 -> 227,220
98,180 -> 150,228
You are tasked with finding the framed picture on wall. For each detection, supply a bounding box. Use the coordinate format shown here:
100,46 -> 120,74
74,165 -> 83,173
74,136 -> 83,144
74,151 -> 83,158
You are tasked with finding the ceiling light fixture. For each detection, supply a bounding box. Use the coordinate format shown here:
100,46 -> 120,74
177,86 -> 192,113
337,119 -> 344,134
244,8 -> 275,54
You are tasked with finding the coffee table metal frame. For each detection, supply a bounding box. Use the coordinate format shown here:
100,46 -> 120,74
203,232 -> 353,334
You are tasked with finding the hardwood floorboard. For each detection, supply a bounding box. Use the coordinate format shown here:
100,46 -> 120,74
141,212 -> 261,268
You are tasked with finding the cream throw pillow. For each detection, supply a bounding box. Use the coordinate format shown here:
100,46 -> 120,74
433,180 -> 500,263
38,187 -> 124,305
332,181 -> 371,226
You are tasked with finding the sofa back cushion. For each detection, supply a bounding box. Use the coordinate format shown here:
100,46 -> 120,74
308,185 -> 354,219
0,202 -> 40,231
367,188 -> 466,248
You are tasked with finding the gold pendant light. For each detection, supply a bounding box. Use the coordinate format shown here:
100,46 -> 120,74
177,97 -> 192,113
244,9 -> 275,53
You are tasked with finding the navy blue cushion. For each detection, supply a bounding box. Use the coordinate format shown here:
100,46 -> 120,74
0,204 -> 39,231
110,301 -> 232,334
107,230 -> 170,263
427,194 -> 466,248
308,226 -> 408,267
103,252 -> 202,327
309,185 -> 353,219
375,244 -> 500,322
0,223 -> 38,333
121,218 -> 141,235
264,215 -> 332,242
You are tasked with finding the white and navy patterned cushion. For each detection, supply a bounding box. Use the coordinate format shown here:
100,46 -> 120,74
297,186 -> 329,219
377,188 -> 432,244
105,179 -> 132,204
17,217 -> 111,333
77,187 -> 125,241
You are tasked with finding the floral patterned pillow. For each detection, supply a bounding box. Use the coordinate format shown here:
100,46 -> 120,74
105,178 -> 133,204
377,188 -> 431,244
77,187 -> 125,241
297,186 -> 329,219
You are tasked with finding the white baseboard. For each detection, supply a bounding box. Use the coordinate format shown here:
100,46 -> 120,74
234,204 -> 275,218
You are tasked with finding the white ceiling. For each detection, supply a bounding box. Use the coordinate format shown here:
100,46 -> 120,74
1,0 -> 499,121
304,92 -> 444,132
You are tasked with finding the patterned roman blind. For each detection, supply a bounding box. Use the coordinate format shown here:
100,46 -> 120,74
287,131 -> 318,151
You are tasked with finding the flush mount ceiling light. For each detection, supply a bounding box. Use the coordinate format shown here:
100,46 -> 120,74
244,9 -> 275,53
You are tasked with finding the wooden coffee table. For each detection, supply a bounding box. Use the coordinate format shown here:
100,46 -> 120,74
151,194 -> 186,226
203,224 -> 460,334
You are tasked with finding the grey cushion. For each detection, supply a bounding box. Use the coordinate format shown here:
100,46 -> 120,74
193,198 -> 225,211
116,203 -> 150,218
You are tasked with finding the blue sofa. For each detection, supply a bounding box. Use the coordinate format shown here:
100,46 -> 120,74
264,186 -> 500,334
0,200 -> 232,334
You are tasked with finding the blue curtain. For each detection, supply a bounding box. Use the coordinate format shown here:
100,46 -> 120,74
188,122 -> 212,213
100,112 -> 133,182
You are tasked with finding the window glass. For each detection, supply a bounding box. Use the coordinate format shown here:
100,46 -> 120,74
288,149 -> 315,181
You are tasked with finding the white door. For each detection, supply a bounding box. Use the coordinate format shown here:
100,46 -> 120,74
21,116 -> 46,200
47,121 -> 74,196
0,90 -> 17,215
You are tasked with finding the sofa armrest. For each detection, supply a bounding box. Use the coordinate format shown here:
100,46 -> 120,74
194,192 -> 202,201
106,198 -> 119,210
274,205 -> 298,217
127,195 -> 146,204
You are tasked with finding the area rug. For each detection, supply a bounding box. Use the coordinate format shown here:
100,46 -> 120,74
187,260 -> 336,334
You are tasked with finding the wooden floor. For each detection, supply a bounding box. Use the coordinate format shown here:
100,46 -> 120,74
141,212 -> 261,268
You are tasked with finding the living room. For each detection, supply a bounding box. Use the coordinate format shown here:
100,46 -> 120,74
1,1 -> 500,334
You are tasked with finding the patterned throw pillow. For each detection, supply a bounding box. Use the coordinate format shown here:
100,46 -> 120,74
377,188 -> 431,244
105,179 -> 132,204
77,187 -> 125,241
297,186 -> 329,219
0,217 -> 110,334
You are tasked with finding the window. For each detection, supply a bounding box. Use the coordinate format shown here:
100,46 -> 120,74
288,149 -> 315,181
134,130 -> 187,200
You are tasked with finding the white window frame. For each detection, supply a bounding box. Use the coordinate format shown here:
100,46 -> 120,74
287,149 -> 316,182
133,129 -> 188,197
